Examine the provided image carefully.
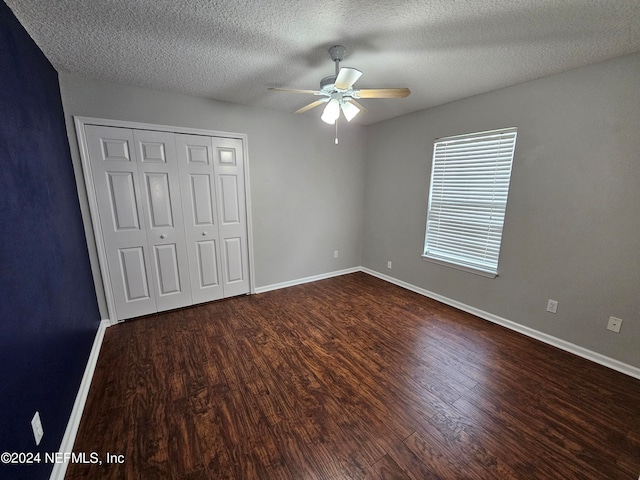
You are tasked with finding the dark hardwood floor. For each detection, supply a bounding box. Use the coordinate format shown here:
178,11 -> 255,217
66,272 -> 640,479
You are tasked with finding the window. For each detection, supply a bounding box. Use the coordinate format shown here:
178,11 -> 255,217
423,127 -> 517,277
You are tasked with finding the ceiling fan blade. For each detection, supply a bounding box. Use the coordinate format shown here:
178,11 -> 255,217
345,98 -> 367,113
355,88 -> 410,98
294,99 -> 329,114
268,87 -> 318,95
334,67 -> 363,90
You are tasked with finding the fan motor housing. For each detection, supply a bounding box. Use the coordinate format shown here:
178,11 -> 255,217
328,45 -> 347,62
320,75 -> 337,91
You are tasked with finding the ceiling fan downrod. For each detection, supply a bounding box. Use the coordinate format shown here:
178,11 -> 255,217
328,45 -> 347,76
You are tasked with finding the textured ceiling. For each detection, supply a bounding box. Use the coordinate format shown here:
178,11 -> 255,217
6,0 -> 640,125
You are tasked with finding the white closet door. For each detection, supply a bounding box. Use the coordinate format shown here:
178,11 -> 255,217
175,134 -> 224,303
81,119 -> 252,321
85,125 -> 157,320
133,130 -> 192,312
212,137 -> 250,297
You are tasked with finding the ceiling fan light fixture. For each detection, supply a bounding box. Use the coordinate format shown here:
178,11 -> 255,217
341,101 -> 360,122
321,99 -> 340,124
268,45 -> 410,133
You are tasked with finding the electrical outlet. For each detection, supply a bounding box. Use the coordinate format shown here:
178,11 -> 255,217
333,250 -> 339,259
546,299 -> 558,314
607,316 -> 623,333
387,261 -> 392,269
31,411 -> 43,446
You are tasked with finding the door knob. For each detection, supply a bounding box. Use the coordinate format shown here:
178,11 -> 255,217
160,234 -> 166,239
202,231 -> 207,236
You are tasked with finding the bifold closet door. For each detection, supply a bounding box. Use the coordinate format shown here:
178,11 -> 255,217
175,134 -> 224,303
133,129 -> 192,313
212,137 -> 250,297
85,125 -> 192,320
83,123 -> 250,320
85,125 -> 156,319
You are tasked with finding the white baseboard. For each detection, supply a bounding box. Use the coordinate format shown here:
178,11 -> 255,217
49,319 -> 110,480
361,267 -> 640,381
254,267 -> 361,294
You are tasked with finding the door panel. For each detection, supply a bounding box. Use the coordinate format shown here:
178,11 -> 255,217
219,175 -> 240,224
184,144 -> 209,164
213,137 -> 250,297
144,172 -> 174,228
223,237 -> 244,283
118,247 -> 151,302
153,243 -> 182,296
134,130 -> 192,312
107,172 -> 140,231
217,147 -> 236,166
101,138 -> 131,162
196,240 -> 219,288
190,175 -> 215,225
175,134 -> 223,303
85,125 -> 157,320
138,140 -> 167,163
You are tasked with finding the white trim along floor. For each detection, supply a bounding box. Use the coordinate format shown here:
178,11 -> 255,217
50,319 -> 109,480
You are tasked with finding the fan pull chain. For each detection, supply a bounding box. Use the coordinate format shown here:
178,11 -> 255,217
335,118 -> 339,145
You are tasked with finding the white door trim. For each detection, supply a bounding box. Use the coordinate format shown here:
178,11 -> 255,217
74,116 -> 255,321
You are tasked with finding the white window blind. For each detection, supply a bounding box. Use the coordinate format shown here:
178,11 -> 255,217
423,127 -> 517,277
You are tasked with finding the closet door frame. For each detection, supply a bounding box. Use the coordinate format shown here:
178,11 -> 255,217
74,116 -> 255,323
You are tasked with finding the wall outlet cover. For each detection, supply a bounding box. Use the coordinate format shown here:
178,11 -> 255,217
607,316 -> 623,333
31,411 -> 43,446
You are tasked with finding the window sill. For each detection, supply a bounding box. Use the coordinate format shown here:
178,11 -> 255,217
421,255 -> 498,278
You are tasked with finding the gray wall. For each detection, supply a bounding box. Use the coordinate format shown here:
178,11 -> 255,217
362,52 -> 640,367
58,73 -> 367,318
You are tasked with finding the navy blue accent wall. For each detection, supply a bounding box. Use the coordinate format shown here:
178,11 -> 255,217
0,2 -> 101,479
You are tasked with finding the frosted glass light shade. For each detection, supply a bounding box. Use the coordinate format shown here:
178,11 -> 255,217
341,101 -> 360,122
321,99 -> 340,124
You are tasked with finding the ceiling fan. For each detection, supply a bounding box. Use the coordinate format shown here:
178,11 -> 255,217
269,45 -> 410,126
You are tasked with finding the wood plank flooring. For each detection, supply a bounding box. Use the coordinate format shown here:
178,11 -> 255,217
65,272 -> 640,479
